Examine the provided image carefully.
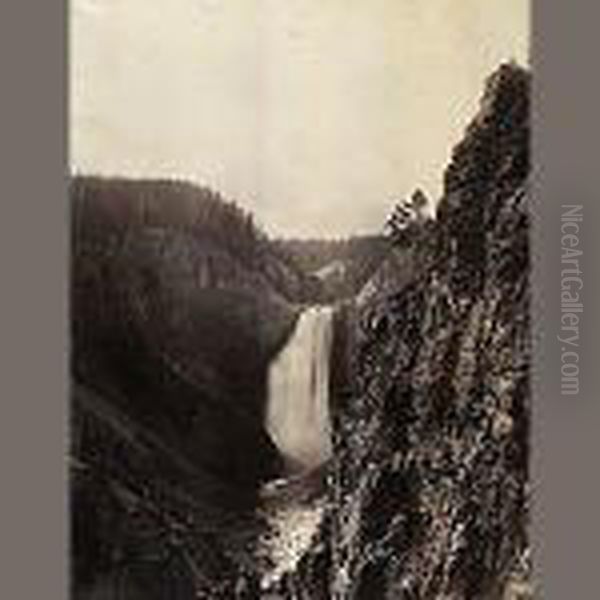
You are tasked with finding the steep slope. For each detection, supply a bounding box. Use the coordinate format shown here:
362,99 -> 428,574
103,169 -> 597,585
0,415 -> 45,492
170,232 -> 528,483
70,176 -> 309,598
329,62 -> 531,599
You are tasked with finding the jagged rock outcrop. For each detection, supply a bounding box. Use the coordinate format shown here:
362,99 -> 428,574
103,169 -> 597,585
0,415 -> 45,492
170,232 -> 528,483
327,62 -> 531,599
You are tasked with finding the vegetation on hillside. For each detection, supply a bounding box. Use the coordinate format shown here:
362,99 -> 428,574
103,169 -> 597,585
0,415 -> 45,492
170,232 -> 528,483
274,235 -> 391,302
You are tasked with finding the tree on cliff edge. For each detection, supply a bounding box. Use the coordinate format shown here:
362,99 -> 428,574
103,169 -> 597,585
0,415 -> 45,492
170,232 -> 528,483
386,188 -> 431,248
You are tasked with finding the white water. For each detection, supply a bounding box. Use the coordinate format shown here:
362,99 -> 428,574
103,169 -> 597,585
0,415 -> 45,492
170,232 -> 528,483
266,305 -> 334,473
257,495 -> 326,590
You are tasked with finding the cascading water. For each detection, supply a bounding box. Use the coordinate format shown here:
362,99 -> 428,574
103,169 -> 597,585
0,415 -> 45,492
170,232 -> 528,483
266,305 -> 334,473
258,306 -> 334,589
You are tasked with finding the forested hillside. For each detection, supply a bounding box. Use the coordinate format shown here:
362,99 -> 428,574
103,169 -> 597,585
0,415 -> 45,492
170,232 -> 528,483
71,176 -> 312,598
275,236 -> 391,302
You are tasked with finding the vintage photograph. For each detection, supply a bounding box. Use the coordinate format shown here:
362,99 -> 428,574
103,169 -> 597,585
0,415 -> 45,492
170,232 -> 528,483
70,1 -> 531,598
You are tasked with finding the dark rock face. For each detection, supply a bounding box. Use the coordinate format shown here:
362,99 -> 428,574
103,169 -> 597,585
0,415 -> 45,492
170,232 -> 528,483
326,62 -> 531,599
70,177 -> 304,599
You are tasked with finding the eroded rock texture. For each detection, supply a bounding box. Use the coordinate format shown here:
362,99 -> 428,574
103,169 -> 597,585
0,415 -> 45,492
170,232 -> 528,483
326,62 -> 531,600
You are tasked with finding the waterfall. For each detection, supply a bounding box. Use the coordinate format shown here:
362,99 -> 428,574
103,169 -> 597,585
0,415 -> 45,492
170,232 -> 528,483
266,306 -> 334,473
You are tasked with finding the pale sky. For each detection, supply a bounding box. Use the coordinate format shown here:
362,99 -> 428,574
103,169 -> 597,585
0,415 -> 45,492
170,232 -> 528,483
71,0 -> 529,238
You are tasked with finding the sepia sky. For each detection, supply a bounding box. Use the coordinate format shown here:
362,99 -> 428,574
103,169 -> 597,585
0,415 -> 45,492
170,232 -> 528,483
71,0 -> 529,238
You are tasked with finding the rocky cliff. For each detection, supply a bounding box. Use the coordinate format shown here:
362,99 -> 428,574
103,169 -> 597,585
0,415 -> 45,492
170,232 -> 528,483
70,177 -> 309,599
326,62 -> 531,599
